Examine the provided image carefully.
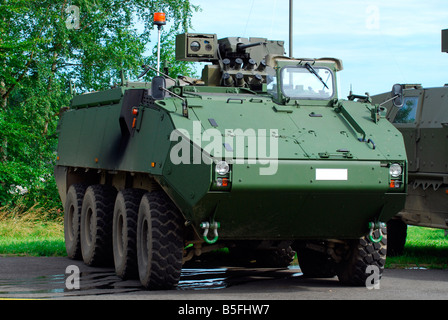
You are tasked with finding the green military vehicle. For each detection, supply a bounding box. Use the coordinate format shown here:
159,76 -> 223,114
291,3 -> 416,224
55,32 -> 407,289
371,29 -> 448,255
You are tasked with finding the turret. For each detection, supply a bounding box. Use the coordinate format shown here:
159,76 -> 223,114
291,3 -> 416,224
175,33 -> 285,89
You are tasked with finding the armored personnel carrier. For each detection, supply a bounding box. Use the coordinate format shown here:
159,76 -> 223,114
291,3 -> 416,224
371,29 -> 448,255
55,32 -> 407,289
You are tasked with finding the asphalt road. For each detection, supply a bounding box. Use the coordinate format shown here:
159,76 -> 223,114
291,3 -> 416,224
0,256 -> 447,302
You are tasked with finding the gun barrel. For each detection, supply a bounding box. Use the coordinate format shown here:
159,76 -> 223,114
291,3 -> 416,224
237,42 -> 264,52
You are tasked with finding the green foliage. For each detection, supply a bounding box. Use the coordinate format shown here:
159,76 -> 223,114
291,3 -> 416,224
0,0 -> 199,210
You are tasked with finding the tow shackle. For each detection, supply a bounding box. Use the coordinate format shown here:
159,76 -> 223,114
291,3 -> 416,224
200,221 -> 220,244
368,222 -> 386,243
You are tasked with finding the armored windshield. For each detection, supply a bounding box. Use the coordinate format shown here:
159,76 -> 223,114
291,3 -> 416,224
280,66 -> 334,100
393,96 -> 419,124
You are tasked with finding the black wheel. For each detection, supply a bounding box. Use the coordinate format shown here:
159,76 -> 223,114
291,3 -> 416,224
80,184 -> 117,266
137,191 -> 184,289
64,184 -> 87,260
294,241 -> 336,278
386,218 -> 407,256
113,188 -> 146,279
336,226 -> 387,286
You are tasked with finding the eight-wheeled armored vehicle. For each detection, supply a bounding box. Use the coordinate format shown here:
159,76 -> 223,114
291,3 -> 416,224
55,32 -> 407,289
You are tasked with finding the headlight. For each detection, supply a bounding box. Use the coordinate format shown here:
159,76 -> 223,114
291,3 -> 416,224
215,161 -> 230,176
389,163 -> 402,178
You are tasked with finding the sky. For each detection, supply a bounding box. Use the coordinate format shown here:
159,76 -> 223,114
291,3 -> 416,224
186,0 -> 448,98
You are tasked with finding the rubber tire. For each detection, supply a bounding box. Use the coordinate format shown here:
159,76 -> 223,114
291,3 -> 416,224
137,191 -> 184,289
336,226 -> 387,286
386,218 -> 407,256
81,184 -> 117,266
113,188 -> 146,279
64,184 -> 87,260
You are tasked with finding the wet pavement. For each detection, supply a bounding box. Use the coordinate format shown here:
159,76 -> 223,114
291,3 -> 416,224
0,256 -> 447,300
0,256 -> 304,299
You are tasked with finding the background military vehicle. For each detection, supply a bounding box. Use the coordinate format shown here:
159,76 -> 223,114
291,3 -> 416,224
371,29 -> 448,256
55,30 -> 407,289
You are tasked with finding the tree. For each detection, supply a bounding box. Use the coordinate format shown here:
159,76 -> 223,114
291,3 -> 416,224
0,0 -> 199,208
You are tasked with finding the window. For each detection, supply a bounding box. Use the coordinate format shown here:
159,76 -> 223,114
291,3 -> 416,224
280,66 -> 334,100
393,96 -> 419,123
266,66 -> 278,99
266,74 -> 278,99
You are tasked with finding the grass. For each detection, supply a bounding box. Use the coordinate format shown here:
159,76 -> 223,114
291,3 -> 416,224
385,226 -> 448,269
0,202 -> 65,257
0,203 -> 447,269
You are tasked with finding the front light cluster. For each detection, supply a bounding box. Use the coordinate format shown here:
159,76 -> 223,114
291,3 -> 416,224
213,160 -> 231,190
389,163 -> 404,189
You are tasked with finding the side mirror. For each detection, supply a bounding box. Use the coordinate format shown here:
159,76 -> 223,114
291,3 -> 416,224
151,76 -> 166,100
391,84 -> 403,107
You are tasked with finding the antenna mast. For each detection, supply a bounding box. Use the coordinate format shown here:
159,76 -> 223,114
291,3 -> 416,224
289,0 -> 293,57
153,12 -> 167,73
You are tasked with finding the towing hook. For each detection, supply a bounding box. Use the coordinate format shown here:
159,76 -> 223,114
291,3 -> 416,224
200,221 -> 220,244
368,222 -> 386,243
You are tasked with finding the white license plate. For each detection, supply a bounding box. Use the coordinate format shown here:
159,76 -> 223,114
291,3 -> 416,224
315,169 -> 348,181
